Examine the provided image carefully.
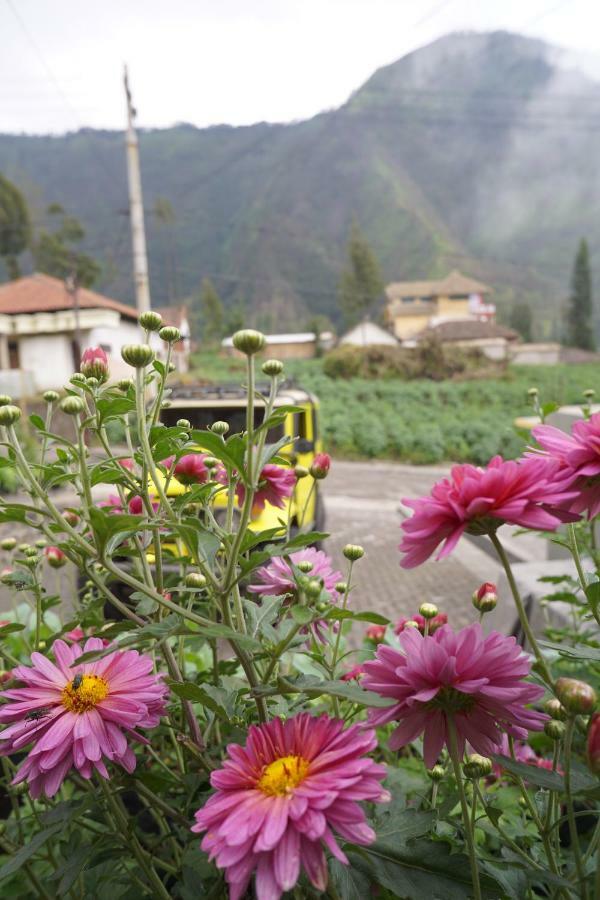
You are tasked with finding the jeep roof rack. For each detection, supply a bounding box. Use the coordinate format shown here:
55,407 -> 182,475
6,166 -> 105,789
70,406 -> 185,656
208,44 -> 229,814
169,379 -> 298,401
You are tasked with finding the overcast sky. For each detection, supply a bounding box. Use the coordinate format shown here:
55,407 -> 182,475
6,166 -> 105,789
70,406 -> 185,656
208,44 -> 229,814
1,0 -> 599,135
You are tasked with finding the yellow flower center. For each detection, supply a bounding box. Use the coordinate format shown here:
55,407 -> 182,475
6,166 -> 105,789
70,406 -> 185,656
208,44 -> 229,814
258,755 -> 310,796
62,674 -> 109,714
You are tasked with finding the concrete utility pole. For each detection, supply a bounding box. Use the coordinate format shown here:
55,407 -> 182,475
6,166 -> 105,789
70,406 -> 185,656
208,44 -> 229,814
123,66 -> 151,314
65,272 -> 81,365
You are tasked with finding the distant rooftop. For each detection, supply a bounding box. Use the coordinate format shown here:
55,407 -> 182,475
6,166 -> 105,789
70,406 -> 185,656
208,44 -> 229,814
386,269 -> 492,303
0,273 -> 138,320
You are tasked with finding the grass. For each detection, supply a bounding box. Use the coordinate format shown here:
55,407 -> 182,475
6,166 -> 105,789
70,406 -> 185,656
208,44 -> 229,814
188,351 -> 599,465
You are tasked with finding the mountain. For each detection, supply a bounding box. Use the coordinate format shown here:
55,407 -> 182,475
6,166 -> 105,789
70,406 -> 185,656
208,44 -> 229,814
1,30 -> 600,335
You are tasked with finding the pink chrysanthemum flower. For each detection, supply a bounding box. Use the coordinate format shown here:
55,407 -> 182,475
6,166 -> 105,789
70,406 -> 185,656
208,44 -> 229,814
399,455 -> 578,568
532,413 -> 600,518
236,464 -> 296,514
248,548 -> 342,599
0,638 -> 168,798
191,713 -> 389,900
248,548 -> 342,643
362,623 -> 547,768
341,664 -> 364,682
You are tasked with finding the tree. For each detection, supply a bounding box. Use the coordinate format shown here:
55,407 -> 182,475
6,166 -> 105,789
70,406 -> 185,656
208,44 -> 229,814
0,174 -> 31,280
199,278 -> 225,343
509,302 -> 532,341
33,204 -> 100,288
565,238 -> 595,350
153,197 -> 179,302
338,222 -> 383,326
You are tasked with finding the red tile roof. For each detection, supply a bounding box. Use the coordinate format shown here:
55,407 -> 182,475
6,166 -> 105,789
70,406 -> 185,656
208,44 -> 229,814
0,273 -> 138,320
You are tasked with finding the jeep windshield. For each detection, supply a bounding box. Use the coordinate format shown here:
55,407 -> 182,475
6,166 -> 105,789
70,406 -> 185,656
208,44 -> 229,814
161,406 -> 285,442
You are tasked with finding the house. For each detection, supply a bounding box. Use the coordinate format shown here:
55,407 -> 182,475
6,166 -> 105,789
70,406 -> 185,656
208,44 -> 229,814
412,319 -> 519,360
385,270 -> 494,340
222,332 -> 318,360
0,273 -> 144,393
340,320 -> 397,347
155,305 -> 191,373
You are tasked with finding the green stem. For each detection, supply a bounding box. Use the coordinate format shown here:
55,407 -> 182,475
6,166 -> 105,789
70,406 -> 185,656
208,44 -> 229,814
564,718 -> 588,897
568,523 -> 600,626
97,777 -> 170,900
331,561 -> 353,676
447,716 -> 482,900
489,532 -> 553,686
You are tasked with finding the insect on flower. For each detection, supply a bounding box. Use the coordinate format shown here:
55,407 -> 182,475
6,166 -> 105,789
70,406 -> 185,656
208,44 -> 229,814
71,674 -> 83,691
25,707 -> 51,721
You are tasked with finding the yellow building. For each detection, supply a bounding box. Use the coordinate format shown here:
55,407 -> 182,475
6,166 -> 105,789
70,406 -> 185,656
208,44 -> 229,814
385,270 -> 493,340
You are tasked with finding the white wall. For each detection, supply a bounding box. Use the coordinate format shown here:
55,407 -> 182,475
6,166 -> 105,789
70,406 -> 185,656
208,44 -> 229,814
20,334 -> 74,390
87,321 -> 144,381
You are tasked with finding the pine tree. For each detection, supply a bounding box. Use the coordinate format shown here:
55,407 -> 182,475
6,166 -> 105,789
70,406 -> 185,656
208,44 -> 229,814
33,204 -> 100,287
200,278 -> 225,343
566,239 -> 595,350
338,222 -> 383,326
0,174 -> 31,280
509,302 -> 532,341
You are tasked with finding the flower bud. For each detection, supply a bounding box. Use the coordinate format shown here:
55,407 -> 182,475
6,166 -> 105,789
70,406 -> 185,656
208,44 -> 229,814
60,395 -> 85,416
43,390 -> 59,403
203,456 -> 219,469
18,543 -> 29,553
210,421 -> 229,436
304,578 -> 323,599
463,754 -> 493,779
184,572 -> 207,589
232,329 -> 266,355
117,378 -> 132,392
310,453 -> 331,480
261,359 -> 284,376
419,602 -> 439,620
63,510 -> 80,528
428,765 -> 445,781
555,677 -> 597,715
544,720 -> 566,741
544,698 -> 567,721
335,581 -> 348,595
294,465 -> 309,479
161,400 -> 171,409
0,567 -> 13,584
159,326 -> 181,343
23,555 -> 38,568
587,713 -> 600,775
527,387 -> 539,399
121,344 -> 155,368
1,538 -> 16,551
139,310 -> 163,332
366,624 -> 386,643
176,418 -> 191,430
0,395 -> 12,407
583,389 -> 596,401
80,346 -> 109,383
35,539 -> 46,549
86,376 -> 100,389
0,405 -> 21,427
472,582 -> 498,613
70,372 -> 86,385
296,561 -> 314,574
168,362 -> 176,373
24,545 -> 38,558
44,546 -> 66,569
343,544 -> 364,561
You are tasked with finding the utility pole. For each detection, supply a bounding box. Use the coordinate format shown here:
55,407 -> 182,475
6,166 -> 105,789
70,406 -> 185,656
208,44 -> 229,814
123,66 -> 151,314
65,272 -> 81,367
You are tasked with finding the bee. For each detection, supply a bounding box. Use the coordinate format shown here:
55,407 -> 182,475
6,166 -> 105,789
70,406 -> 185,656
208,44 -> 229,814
71,674 -> 83,690
26,707 -> 51,721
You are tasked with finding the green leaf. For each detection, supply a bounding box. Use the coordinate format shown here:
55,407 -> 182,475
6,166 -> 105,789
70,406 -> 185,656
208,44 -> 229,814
258,435 -> 295,470
290,605 -> 313,625
491,754 -> 599,794
329,858 -> 372,900
329,609 -> 390,625
373,807 -> 436,843
173,516 -> 221,569
95,396 -> 136,422
196,623 -> 263,651
169,681 -> 238,718
348,838 -> 503,900
584,581 -> 600,608
0,824 -> 62,881
280,531 -> 329,551
190,429 -> 246,475
539,640 -> 600,662
0,622 -> 25,635
29,413 -> 46,430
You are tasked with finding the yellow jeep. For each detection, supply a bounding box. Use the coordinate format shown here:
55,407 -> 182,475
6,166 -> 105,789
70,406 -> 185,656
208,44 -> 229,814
160,382 -> 326,536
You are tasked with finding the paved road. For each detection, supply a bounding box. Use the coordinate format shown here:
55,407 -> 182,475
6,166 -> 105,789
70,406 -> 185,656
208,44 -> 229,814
0,461 -> 505,632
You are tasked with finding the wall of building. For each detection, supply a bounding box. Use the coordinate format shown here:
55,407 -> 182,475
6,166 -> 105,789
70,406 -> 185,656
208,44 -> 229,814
510,343 -> 561,365
20,333 -> 74,390
436,296 -> 470,317
392,314 -> 430,339
87,321 -> 145,380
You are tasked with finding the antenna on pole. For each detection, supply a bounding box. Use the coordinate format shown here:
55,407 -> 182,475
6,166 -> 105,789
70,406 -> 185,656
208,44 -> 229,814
123,65 -> 151,315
